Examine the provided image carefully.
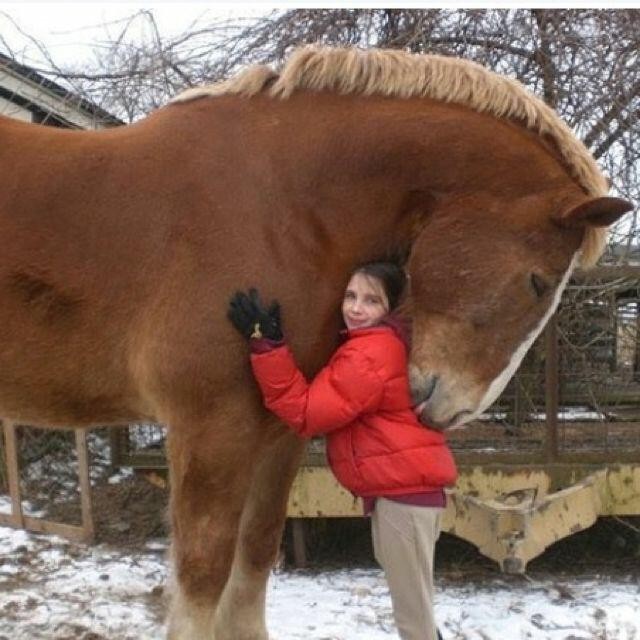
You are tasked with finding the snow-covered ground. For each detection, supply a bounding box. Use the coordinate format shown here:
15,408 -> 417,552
1,524 -> 638,640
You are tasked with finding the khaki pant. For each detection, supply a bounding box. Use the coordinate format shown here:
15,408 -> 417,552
371,498 -> 443,640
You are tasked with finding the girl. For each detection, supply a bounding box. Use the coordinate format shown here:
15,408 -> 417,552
228,262 -> 457,640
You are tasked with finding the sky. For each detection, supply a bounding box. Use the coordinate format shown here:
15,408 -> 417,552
0,3 -> 267,67
1,1 -> 639,70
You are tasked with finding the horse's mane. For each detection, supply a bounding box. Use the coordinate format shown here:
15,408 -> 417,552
171,46 -> 608,266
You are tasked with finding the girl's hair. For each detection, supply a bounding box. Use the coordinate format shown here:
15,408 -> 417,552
352,261 -> 408,312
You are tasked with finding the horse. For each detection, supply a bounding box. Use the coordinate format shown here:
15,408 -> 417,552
0,46 -> 631,639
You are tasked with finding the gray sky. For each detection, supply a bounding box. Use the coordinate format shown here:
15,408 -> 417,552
2,0 -> 637,68
0,3 -> 266,67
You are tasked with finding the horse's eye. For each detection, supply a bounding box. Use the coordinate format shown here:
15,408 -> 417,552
530,273 -> 550,298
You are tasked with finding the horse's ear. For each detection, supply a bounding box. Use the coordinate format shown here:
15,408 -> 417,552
554,196 -> 634,228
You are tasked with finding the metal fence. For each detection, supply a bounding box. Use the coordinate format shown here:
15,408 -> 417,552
449,267 -> 640,464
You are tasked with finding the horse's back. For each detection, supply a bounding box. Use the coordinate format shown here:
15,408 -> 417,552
0,108 -> 247,426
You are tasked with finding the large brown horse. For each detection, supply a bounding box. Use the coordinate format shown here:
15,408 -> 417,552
0,46 -> 632,638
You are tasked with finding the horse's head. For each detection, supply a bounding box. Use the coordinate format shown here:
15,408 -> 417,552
170,45 -> 634,429
407,194 -> 632,429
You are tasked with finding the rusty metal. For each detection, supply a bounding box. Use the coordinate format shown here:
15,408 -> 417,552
287,462 -> 640,572
444,469 -> 609,573
288,466 -> 362,518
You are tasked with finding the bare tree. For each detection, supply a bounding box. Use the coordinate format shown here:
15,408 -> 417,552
4,9 -> 632,258
0,8 -> 638,436
210,9 -> 638,255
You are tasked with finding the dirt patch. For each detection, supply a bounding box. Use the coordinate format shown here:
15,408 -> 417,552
46,472 -> 169,547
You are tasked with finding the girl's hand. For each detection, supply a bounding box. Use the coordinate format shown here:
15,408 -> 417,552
228,288 -> 283,341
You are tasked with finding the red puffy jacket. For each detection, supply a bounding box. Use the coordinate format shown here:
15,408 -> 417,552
250,324 -> 457,498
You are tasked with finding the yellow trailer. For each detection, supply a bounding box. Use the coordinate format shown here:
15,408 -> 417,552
287,462 -> 640,573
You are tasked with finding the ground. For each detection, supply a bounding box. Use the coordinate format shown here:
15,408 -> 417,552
1,429 -> 639,639
1,518 -> 639,639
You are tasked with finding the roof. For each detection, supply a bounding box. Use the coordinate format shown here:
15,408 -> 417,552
0,51 -> 122,129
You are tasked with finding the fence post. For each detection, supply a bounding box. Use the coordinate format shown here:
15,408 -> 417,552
3,422 -> 24,527
545,314 -> 559,461
75,429 -> 95,542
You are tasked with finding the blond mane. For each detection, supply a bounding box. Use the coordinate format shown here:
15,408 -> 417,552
172,46 -> 609,266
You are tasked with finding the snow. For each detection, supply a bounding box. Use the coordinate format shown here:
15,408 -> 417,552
0,496 -> 45,518
531,408 -> 607,421
1,525 -> 638,639
480,407 -> 609,422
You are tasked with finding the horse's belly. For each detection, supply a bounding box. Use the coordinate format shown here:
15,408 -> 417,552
0,376 -> 147,428
0,322 -> 148,428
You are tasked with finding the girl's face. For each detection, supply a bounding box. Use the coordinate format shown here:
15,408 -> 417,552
342,272 -> 390,330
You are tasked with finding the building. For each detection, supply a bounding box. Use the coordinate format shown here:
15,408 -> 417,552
0,51 -> 121,129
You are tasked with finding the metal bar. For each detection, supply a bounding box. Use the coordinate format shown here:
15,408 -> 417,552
3,421 -> 23,527
545,314 -> 559,461
572,266 -> 640,281
21,515 -> 92,543
454,448 -> 640,466
109,428 -> 123,470
291,518 -> 308,568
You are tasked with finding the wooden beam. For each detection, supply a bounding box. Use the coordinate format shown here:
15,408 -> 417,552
3,421 -> 23,527
21,515 -> 93,544
75,429 -> 95,542
0,423 -> 95,543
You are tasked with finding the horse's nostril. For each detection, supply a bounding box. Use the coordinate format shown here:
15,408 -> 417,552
424,375 -> 439,401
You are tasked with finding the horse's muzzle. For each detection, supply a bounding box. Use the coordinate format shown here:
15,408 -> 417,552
409,368 -> 439,406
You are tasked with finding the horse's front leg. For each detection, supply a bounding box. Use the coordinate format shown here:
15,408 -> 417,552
214,426 -> 305,640
165,411 -> 265,640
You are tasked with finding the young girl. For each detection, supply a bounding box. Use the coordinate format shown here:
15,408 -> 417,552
228,262 -> 457,640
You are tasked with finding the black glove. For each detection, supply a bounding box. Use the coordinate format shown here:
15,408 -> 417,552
228,288 -> 283,341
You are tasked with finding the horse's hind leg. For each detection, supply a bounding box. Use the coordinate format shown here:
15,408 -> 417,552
214,428 -> 305,640
165,416 -> 261,640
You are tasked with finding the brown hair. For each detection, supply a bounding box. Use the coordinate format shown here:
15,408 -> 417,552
353,261 -> 407,312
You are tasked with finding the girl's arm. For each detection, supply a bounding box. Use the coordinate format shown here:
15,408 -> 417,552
227,287 -> 384,438
251,343 -> 385,438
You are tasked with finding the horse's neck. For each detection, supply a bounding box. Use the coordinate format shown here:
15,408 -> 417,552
251,92 -> 568,257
